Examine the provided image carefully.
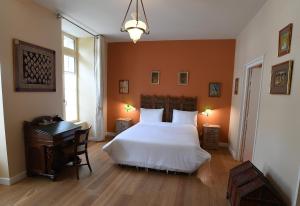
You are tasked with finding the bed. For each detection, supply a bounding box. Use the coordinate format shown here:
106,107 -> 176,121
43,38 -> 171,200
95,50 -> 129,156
102,95 -> 211,173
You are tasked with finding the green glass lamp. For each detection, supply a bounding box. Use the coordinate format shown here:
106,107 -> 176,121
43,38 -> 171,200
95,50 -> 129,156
201,108 -> 213,117
124,104 -> 135,112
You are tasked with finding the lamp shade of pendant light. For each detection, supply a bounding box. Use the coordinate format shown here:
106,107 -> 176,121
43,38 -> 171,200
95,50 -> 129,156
121,0 -> 150,43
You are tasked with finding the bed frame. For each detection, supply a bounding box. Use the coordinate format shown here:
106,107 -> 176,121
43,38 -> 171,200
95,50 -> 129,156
140,95 -> 198,122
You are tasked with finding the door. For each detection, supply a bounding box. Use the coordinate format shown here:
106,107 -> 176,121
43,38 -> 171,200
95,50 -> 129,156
242,65 -> 262,161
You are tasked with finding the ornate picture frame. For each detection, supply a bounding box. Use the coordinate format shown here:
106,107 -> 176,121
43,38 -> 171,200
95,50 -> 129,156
209,82 -> 221,97
178,72 -> 189,85
13,39 -> 56,92
119,80 -> 129,94
270,60 -> 293,95
278,24 -> 293,57
151,71 -> 160,85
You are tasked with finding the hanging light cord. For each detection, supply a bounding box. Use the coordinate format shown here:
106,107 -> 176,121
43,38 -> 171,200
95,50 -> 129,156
140,0 -> 150,34
120,0 -> 133,32
136,0 -> 138,26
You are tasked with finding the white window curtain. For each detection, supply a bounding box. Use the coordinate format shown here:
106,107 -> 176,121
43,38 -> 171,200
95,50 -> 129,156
92,36 -> 106,141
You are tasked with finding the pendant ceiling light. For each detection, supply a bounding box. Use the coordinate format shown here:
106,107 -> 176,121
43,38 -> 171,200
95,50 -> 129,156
121,0 -> 150,43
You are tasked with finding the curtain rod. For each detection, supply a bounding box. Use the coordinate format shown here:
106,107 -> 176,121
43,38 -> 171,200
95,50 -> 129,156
57,13 -> 102,38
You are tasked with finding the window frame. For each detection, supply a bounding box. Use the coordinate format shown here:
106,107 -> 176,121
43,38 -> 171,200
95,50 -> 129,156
62,32 -> 79,122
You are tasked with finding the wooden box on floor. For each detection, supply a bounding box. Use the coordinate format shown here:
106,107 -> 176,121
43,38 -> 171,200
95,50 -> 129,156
236,177 -> 285,206
227,161 -> 262,199
227,161 -> 285,206
230,167 -> 263,206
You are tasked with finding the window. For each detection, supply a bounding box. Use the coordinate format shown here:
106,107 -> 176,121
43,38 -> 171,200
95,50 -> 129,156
63,34 -> 78,121
63,36 -> 75,50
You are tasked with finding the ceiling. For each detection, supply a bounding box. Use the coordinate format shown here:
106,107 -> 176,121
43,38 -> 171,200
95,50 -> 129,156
34,0 -> 267,42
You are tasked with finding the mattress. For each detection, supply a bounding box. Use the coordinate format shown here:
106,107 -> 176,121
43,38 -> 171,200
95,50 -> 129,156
102,122 -> 211,173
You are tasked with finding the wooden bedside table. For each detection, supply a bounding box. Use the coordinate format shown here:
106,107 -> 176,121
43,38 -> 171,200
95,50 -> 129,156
115,118 -> 132,134
203,124 -> 220,150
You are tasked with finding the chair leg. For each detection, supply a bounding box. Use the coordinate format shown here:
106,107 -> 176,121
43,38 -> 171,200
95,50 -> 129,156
73,156 -> 79,180
85,152 -> 92,173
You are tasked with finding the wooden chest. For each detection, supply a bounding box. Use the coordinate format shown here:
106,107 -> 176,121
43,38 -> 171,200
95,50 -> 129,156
227,161 -> 285,206
230,169 -> 263,206
227,161 -> 260,198
236,177 -> 285,206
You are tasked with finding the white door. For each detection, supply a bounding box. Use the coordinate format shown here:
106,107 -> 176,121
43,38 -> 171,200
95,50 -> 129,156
242,65 -> 262,161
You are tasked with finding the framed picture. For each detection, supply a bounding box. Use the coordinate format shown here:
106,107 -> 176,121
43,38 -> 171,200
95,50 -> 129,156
178,72 -> 189,85
119,80 -> 129,94
278,24 -> 293,57
270,60 -> 293,95
209,82 -> 221,97
13,39 -> 56,92
234,78 -> 239,95
151,71 -> 160,85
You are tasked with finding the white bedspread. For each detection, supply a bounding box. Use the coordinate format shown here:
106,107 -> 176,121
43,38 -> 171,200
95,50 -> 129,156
102,122 -> 211,173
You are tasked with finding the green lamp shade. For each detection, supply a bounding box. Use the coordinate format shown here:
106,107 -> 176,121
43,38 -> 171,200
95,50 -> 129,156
202,109 -> 213,117
124,104 -> 135,112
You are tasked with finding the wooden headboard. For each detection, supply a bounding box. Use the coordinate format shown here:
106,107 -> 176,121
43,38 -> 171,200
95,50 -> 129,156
140,95 -> 198,122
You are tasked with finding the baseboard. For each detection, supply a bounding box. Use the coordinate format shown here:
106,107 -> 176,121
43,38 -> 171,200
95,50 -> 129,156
0,177 -> 10,185
293,166 -> 300,206
219,142 -> 229,147
229,146 -> 237,160
0,171 -> 26,185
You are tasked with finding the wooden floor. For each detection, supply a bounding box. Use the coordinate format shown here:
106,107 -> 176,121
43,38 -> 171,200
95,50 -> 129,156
0,142 -> 239,206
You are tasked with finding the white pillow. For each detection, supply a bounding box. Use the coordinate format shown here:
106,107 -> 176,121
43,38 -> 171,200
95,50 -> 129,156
140,108 -> 164,123
172,109 -> 198,126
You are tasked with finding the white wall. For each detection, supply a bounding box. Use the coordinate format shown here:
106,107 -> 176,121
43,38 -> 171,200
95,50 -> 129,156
78,37 -> 96,136
0,0 -> 63,179
229,0 -> 300,204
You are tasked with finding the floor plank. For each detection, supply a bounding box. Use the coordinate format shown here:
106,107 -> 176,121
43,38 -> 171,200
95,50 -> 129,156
0,142 -> 239,206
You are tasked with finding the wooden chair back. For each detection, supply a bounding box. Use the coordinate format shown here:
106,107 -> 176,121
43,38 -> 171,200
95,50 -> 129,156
74,125 -> 91,155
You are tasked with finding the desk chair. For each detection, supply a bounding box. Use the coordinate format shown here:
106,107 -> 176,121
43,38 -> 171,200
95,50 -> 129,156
67,126 -> 92,179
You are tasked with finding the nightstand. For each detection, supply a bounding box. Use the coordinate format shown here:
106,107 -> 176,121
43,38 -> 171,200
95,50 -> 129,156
202,124 -> 220,150
115,118 -> 132,134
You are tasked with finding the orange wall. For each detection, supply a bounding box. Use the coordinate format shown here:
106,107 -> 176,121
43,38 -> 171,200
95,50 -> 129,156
107,40 -> 235,142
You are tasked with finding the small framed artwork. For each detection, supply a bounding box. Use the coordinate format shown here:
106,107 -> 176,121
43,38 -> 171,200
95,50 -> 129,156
119,80 -> 129,94
178,72 -> 189,85
270,60 -> 293,95
151,71 -> 160,85
209,82 -> 221,97
234,78 -> 239,95
13,39 -> 56,92
278,23 -> 293,57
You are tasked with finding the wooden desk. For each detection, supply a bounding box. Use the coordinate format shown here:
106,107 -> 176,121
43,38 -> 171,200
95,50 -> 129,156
24,116 -> 81,180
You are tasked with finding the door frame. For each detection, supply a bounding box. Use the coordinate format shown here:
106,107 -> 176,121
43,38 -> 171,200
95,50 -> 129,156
237,56 -> 264,161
